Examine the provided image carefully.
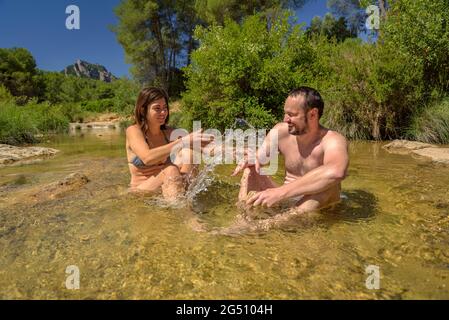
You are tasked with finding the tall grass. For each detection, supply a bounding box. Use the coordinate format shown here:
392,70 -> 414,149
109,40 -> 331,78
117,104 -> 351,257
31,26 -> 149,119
0,100 -> 71,145
407,97 -> 449,144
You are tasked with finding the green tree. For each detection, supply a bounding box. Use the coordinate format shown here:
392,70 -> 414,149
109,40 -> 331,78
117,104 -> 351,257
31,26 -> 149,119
0,48 -> 44,101
382,0 -> 449,93
111,0 -> 306,95
306,13 -> 356,42
194,0 -> 306,25
112,0 -> 198,94
327,0 -> 391,36
182,13 -> 315,130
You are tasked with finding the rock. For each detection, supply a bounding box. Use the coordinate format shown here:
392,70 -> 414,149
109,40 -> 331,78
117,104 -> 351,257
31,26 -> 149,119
412,148 -> 449,164
34,173 -> 90,200
63,59 -> 117,83
0,144 -> 59,166
383,140 -> 435,154
69,122 -> 121,131
383,140 -> 449,165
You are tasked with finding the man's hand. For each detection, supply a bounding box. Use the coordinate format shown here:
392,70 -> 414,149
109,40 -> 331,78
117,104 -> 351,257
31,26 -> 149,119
231,148 -> 260,176
246,187 -> 285,208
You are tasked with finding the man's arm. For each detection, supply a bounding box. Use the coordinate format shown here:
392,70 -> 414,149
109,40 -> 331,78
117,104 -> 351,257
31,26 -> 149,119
280,135 -> 349,199
231,124 -> 283,176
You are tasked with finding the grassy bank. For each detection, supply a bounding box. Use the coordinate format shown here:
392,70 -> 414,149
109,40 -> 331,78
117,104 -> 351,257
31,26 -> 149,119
0,95 -> 181,145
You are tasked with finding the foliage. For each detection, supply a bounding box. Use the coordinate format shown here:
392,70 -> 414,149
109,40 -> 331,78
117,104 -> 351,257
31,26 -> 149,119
407,97 -> 449,144
315,38 -> 424,140
182,0 -> 449,140
382,0 -> 449,93
0,48 -> 44,102
182,13 -> 313,130
306,13 -> 357,42
111,0 -> 305,94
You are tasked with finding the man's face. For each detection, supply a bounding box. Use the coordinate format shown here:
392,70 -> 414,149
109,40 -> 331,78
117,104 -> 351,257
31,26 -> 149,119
283,96 -> 309,136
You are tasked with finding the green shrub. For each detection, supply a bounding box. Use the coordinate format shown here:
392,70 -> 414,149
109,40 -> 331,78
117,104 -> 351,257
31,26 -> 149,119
80,99 -> 115,113
0,84 -> 13,102
182,12 -> 315,131
0,100 -> 70,145
316,38 -> 424,140
407,97 -> 449,144
382,0 -> 449,94
0,102 -> 38,144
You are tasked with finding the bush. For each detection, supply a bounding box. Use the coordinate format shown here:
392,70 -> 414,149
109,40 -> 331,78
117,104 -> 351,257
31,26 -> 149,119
0,102 -> 38,145
0,100 -> 71,145
315,38 -> 424,140
0,84 -> 13,102
80,99 -> 115,113
182,12 -> 315,131
407,97 -> 449,144
382,0 -> 449,94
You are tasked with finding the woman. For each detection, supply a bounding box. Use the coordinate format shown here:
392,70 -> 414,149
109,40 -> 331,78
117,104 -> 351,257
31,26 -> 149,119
126,87 -> 209,201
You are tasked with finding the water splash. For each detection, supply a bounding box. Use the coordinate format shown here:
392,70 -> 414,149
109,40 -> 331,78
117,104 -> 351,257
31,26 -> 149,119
145,118 -> 257,207
185,118 -> 255,202
233,118 -> 255,130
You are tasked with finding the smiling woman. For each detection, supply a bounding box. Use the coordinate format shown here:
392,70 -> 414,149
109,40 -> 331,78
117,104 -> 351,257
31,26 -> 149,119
125,87 -> 212,201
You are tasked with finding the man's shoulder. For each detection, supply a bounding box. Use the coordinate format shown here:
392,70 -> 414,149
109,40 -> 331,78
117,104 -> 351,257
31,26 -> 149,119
322,129 -> 348,149
271,122 -> 289,137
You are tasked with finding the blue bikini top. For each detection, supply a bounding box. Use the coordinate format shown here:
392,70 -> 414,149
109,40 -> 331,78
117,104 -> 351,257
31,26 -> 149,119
130,130 -> 170,168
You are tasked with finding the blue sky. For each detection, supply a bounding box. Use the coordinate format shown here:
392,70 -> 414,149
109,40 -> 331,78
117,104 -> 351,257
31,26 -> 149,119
0,0 -> 331,78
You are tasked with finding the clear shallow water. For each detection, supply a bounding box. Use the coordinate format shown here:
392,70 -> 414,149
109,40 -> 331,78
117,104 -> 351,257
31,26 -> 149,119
0,130 -> 448,299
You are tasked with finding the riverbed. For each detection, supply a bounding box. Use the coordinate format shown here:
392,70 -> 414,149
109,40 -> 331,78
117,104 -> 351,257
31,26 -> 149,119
0,130 -> 448,299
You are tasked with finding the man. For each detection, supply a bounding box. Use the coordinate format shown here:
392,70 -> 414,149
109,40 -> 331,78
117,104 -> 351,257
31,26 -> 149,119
231,86 -> 349,231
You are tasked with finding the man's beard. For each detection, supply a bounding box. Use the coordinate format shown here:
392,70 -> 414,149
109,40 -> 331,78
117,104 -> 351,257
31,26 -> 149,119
288,119 -> 309,136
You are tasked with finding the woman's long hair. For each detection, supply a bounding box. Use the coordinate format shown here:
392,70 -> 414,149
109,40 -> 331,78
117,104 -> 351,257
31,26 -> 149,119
134,87 -> 170,137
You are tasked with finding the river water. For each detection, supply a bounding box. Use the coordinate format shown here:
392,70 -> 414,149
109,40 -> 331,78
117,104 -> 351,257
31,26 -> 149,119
0,130 -> 448,299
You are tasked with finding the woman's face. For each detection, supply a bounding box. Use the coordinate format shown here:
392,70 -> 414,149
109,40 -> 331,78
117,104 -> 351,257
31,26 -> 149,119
146,98 -> 168,126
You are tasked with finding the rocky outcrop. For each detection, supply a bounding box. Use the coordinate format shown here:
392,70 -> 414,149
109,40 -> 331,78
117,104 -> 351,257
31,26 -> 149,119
383,140 -> 449,164
0,144 -> 59,166
63,59 -> 117,82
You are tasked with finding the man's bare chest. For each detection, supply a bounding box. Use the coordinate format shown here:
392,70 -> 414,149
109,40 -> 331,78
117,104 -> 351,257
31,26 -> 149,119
280,139 -> 324,176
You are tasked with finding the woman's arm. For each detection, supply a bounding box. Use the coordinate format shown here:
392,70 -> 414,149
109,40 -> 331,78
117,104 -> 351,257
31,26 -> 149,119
126,126 -> 182,166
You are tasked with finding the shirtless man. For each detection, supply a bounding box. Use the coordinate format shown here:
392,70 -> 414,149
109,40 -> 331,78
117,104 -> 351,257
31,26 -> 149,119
231,87 -> 349,231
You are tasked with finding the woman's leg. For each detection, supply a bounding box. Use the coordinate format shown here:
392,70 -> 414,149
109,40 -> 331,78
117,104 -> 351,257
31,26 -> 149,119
132,165 -> 184,201
173,147 -> 200,185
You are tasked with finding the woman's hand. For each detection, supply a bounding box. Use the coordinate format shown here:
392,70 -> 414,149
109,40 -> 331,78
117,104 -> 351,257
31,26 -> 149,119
181,130 -> 214,150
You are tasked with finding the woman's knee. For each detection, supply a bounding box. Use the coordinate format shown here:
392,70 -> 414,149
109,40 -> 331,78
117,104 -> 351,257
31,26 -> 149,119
162,165 -> 181,178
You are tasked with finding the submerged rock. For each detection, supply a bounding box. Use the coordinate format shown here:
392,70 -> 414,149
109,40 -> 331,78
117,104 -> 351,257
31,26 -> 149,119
383,140 -> 435,154
383,140 -> 449,165
412,148 -> 449,164
0,144 -> 59,166
33,172 -> 90,200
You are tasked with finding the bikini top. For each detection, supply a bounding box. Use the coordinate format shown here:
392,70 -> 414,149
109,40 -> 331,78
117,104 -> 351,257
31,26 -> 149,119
129,130 -> 170,168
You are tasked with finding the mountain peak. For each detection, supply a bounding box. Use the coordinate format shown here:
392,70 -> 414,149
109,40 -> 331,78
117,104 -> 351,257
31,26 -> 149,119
63,60 -> 117,82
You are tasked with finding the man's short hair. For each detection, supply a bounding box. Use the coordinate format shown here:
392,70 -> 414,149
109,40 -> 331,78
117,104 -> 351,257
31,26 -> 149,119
288,87 -> 324,119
